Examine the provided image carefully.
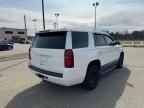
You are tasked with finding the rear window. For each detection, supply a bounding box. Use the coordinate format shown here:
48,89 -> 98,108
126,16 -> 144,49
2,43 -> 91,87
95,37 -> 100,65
72,32 -> 88,49
32,32 -> 66,49
0,40 -> 8,45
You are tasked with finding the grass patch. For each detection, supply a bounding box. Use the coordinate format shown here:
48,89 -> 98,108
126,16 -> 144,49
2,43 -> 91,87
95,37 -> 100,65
120,41 -> 144,47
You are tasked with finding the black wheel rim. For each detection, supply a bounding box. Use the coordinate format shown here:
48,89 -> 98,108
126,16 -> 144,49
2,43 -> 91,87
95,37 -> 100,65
8,46 -> 11,50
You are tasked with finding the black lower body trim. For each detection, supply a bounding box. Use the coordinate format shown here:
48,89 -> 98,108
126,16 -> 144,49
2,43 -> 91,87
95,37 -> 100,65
101,59 -> 119,72
29,65 -> 63,78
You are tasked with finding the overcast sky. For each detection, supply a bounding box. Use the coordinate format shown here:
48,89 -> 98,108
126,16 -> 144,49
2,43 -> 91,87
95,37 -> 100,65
0,0 -> 144,35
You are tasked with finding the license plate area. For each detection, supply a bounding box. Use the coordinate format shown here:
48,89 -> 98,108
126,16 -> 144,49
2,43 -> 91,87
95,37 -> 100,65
39,56 -> 48,66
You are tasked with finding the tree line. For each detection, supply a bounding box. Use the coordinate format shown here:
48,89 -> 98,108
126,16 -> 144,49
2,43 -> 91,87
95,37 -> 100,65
108,30 -> 144,40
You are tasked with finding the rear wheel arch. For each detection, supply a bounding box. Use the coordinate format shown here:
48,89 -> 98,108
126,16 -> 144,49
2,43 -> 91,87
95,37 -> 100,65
87,60 -> 101,73
81,60 -> 101,90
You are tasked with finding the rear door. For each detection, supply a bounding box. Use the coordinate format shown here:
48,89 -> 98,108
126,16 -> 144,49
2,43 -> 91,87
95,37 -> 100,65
103,35 -> 120,62
31,31 -> 67,73
93,34 -> 112,66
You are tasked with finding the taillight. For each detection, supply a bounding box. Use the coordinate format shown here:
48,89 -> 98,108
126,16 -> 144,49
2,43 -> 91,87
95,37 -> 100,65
29,47 -> 31,60
64,49 -> 74,68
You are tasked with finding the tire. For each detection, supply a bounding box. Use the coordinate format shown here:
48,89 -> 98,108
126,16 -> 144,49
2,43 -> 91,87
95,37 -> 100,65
81,65 -> 100,91
8,46 -> 12,50
117,53 -> 124,68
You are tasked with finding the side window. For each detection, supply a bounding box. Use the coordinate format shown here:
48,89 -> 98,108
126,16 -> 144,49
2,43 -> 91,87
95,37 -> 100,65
93,34 -> 99,46
104,35 -> 114,46
94,34 -> 106,46
72,32 -> 88,49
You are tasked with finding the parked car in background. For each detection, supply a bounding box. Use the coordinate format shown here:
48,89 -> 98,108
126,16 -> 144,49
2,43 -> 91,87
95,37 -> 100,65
0,40 -> 13,50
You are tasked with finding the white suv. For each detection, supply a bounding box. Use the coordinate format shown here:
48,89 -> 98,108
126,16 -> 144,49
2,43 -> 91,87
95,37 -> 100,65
28,29 -> 124,90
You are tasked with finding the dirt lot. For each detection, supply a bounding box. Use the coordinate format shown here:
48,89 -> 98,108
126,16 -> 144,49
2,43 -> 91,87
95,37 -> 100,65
0,47 -> 144,108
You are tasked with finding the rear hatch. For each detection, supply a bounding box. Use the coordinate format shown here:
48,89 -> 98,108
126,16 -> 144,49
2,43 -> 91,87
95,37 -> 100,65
30,31 -> 67,73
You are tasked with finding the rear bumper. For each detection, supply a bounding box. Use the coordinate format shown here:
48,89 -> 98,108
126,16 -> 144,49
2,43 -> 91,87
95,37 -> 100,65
29,65 -> 63,78
28,64 -> 86,86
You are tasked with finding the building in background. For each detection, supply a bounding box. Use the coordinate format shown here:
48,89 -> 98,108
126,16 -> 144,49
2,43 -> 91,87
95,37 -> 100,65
0,27 -> 27,43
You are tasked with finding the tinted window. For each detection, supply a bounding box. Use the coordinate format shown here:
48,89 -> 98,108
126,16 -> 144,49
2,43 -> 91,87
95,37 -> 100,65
72,32 -> 88,49
95,34 -> 106,46
18,32 -> 25,34
32,32 -> 66,49
5,31 -> 13,34
104,35 -> 113,46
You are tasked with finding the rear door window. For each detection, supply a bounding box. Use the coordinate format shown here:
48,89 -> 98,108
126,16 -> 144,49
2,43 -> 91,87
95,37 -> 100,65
72,32 -> 88,49
94,34 -> 106,46
32,32 -> 66,49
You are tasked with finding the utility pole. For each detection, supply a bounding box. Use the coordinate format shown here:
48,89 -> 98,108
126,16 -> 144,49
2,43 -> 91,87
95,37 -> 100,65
42,0 -> 45,30
93,2 -> 99,31
24,15 -> 27,35
54,22 -> 57,29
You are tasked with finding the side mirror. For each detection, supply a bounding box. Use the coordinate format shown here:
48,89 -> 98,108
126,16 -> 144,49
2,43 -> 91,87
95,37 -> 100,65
113,41 -> 120,45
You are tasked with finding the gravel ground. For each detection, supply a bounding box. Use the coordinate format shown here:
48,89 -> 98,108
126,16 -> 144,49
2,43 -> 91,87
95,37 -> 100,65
0,47 -> 144,108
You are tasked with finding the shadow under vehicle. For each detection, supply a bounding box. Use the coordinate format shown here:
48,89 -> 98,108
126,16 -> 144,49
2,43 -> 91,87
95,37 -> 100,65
6,67 -> 131,108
